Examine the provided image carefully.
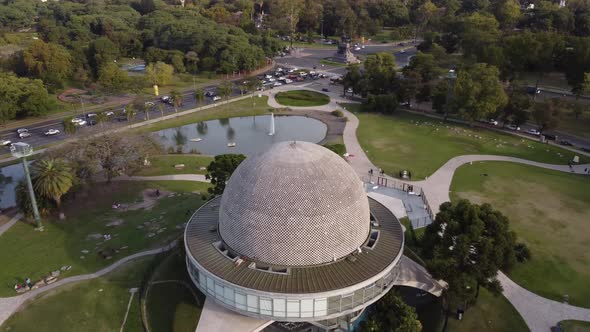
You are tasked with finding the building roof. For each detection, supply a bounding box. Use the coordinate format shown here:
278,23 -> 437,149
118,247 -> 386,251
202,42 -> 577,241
185,196 -> 403,294
218,141 -> 370,266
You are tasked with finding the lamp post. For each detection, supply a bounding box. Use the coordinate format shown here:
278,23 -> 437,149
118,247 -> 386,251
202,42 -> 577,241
444,69 -> 457,121
10,142 -> 43,230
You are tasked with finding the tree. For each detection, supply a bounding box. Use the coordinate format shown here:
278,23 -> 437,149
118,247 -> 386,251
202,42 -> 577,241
125,104 -> 137,121
98,63 -> 129,93
421,200 -> 518,306
205,154 -> 246,196
219,81 -> 234,102
343,64 -> 363,96
157,104 -> 164,118
170,90 -> 183,113
96,112 -> 108,127
16,40 -> 73,91
362,53 -> 399,95
195,88 -> 205,106
0,73 -> 55,122
268,0 -> 305,48
492,0 -> 521,28
533,98 -> 563,133
357,291 -> 421,332
16,180 -> 53,218
451,64 -> 507,125
501,88 -> 532,126
31,158 -> 74,218
146,61 -> 174,87
88,37 -> 120,77
403,52 -> 441,82
63,117 -> 77,135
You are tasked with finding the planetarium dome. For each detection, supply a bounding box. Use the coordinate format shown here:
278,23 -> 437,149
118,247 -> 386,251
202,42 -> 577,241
218,141 -> 370,266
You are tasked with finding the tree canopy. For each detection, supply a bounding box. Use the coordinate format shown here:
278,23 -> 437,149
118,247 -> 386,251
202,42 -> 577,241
205,154 -> 246,196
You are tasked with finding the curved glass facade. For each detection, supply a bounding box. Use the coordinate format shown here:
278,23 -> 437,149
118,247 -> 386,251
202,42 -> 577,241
186,255 -> 402,322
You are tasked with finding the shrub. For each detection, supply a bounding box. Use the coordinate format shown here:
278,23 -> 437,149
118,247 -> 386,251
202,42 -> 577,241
324,143 -> 346,156
514,243 -> 531,263
331,110 -> 344,117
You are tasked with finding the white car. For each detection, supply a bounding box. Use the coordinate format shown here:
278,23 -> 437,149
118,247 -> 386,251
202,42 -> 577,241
265,74 -> 273,79
74,120 -> 87,126
71,118 -> 84,123
44,129 -> 60,136
354,47 -> 361,51
212,96 -> 222,101
144,101 -> 155,107
284,79 -> 293,84
488,119 -> 498,126
105,111 -> 115,116
527,128 -> 541,136
268,77 -> 276,82
273,82 -> 283,87
16,128 -> 28,134
86,113 -> 97,118
19,132 -> 32,138
506,124 -> 520,131
1,140 -> 11,146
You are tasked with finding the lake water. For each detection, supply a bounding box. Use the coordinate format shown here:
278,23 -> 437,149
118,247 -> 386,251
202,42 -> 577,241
0,162 -> 28,210
152,114 -> 327,156
0,115 -> 327,209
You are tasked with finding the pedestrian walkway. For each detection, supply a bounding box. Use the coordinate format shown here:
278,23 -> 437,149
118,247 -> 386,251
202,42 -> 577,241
0,213 -> 22,237
0,242 -> 176,327
112,174 -> 209,182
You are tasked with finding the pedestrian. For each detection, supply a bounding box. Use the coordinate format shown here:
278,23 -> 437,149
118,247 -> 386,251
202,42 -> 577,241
369,169 -> 373,175
25,277 -> 32,289
155,189 -> 160,197
408,171 -> 412,179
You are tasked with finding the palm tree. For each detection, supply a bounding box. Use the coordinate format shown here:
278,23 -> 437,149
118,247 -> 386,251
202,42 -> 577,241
195,88 -> 205,106
63,117 -> 76,135
125,104 -> 137,121
31,158 -> 74,219
219,81 -> 234,103
170,89 -> 183,113
157,104 -> 164,118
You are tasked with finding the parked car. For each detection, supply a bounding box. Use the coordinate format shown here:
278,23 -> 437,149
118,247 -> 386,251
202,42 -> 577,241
399,101 -> 411,107
526,87 -> 541,95
71,117 -> 85,123
161,95 -> 171,103
346,87 -> 353,94
44,129 -> 60,136
543,133 -> 557,140
322,88 -> 330,92
506,124 -> 520,131
212,96 -> 222,101
559,139 -> 572,146
75,119 -> 87,126
488,119 -> 498,126
527,128 -> 541,136
268,77 -> 276,82
273,82 -> 283,87
144,101 -> 155,107
105,111 -> 115,116
284,79 -> 293,84
19,132 -> 32,138
1,140 -> 11,146
16,128 -> 28,134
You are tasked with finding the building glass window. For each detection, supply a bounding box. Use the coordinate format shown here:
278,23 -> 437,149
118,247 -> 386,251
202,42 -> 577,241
206,277 -> 215,294
300,299 -> 314,318
235,292 -> 247,311
273,299 -> 286,317
287,300 -> 300,318
314,298 -> 327,317
215,283 -> 224,300
247,294 -> 259,313
223,287 -> 235,306
260,297 -> 273,316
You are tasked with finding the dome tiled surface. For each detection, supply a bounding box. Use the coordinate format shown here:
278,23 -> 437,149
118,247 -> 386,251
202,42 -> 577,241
219,141 -> 370,266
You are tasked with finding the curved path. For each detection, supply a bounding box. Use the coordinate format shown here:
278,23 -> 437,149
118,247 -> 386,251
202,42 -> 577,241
0,242 -> 176,327
267,88 -> 590,331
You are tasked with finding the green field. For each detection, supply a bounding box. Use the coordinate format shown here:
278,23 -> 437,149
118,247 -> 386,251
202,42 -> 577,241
146,253 -> 204,332
0,181 -> 210,297
561,320 -> 590,332
451,162 -> 590,307
275,90 -> 330,107
351,108 -> 587,179
2,258 -> 150,332
137,154 -> 213,176
446,287 -> 528,332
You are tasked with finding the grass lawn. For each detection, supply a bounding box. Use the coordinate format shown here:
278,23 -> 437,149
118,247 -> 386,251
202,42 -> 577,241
275,90 -> 330,107
319,59 -> 348,67
2,257 -> 150,332
139,72 -> 218,96
137,154 -> 213,176
561,320 -> 590,332
446,288 -> 528,332
0,180 -> 210,297
350,108 -> 588,179
451,161 -> 590,307
146,252 -> 204,332
135,96 -> 274,133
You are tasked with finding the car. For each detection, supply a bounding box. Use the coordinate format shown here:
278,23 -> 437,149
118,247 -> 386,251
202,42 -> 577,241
87,119 -> 97,126
527,128 -> 541,136
488,119 -> 498,126
86,113 -> 97,118
1,140 -> 11,146
399,101 -> 411,107
19,132 -> 32,138
144,101 -> 155,107
284,79 -> 293,84
506,124 -> 520,130
526,87 -> 541,95
399,49 -> 406,54
267,77 -> 276,82
161,95 -> 171,102
105,111 -> 115,116
212,96 -> 222,101
44,129 -> 60,136
321,88 -> 330,92
296,77 -> 304,82
71,117 -> 85,123
559,139 -> 572,146
354,47 -> 361,51
346,87 -> 353,94
74,119 -> 87,126
273,82 -> 283,87
265,74 -> 273,79
361,45 -> 365,49
16,128 -> 28,134
543,133 -> 557,140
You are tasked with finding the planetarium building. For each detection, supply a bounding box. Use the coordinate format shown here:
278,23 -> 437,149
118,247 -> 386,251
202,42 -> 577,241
184,141 -> 405,330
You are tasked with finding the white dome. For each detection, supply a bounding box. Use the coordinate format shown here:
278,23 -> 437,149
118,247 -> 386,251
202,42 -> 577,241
218,141 -> 370,266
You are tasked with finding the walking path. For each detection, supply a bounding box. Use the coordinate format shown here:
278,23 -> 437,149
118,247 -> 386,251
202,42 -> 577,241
0,213 -> 22,237
112,174 -> 209,182
0,242 -> 176,327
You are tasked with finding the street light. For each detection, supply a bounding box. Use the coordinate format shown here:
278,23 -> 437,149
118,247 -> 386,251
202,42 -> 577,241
10,142 -> 43,230
444,69 -> 457,121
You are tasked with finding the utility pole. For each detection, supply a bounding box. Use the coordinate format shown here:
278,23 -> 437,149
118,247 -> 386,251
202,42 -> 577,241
444,69 -> 457,121
10,143 -> 43,230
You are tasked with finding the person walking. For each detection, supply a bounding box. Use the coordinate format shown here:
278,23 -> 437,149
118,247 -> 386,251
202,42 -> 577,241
25,277 -> 32,289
